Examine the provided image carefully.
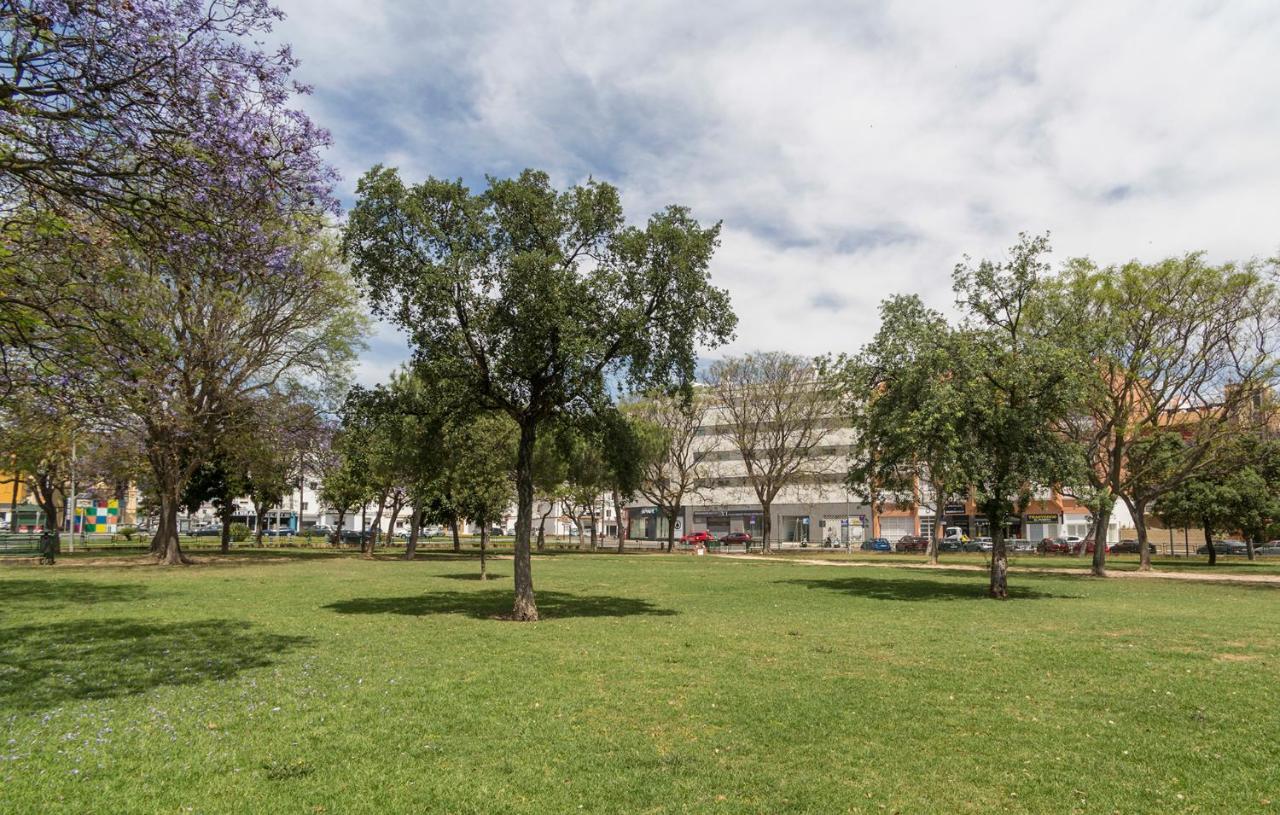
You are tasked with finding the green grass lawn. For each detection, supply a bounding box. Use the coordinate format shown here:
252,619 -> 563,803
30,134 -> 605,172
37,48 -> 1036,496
2,552 -> 1277,813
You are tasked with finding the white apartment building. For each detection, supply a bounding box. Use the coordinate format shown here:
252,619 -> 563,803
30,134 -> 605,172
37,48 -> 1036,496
623,400 -> 885,546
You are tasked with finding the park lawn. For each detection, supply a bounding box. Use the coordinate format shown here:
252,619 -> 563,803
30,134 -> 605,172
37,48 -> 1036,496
1,553 -> 1277,814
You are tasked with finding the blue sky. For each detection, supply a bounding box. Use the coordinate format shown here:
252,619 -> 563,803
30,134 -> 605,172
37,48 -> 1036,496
272,0 -> 1280,385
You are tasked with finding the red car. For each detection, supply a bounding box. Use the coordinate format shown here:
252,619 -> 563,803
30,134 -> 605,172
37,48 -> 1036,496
719,531 -> 752,544
1038,537 -> 1072,554
680,530 -> 714,545
895,535 -> 929,553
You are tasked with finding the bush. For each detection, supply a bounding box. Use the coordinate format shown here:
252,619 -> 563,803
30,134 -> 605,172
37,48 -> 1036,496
116,526 -> 137,541
229,523 -> 251,543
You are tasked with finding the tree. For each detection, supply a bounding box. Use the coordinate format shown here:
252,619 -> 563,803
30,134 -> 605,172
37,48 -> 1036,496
451,414 -> 518,579
344,168 -> 734,620
1154,430 -> 1280,564
842,295 -> 974,564
0,391 -> 75,551
1048,254 -> 1280,574
530,434 -> 570,552
0,0 -> 358,565
317,426 -> 373,547
179,455 -> 245,555
705,352 -> 838,552
0,1 -> 335,234
624,393 -> 714,552
952,234 -> 1086,598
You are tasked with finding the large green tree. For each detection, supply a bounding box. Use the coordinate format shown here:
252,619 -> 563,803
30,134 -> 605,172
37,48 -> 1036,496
842,295 -> 975,564
344,168 -> 733,620
952,234 -> 1087,598
1047,254 -> 1280,574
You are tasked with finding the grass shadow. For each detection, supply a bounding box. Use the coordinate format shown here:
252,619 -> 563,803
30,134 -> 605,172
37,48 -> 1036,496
436,572 -> 507,581
0,578 -> 151,610
776,573 -> 1072,601
325,589 -> 677,620
0,618 -> 311,712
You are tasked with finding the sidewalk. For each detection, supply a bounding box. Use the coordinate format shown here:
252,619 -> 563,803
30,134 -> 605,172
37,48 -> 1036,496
715,553 -> 1280,585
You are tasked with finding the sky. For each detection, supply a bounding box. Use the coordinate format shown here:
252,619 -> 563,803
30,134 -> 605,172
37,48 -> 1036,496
270,0 -> 1280,386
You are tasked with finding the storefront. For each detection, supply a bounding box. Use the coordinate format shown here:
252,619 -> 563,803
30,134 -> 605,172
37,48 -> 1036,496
1025,513 -> 1060,542
628,506 -> 676,541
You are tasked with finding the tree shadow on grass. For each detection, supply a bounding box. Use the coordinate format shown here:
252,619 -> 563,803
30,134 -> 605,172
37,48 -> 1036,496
776,574 -> 1072,602
0,579 -> 151,610
436,572 -> 506,581
0,618 -> 311,712
324,590 -> 677,620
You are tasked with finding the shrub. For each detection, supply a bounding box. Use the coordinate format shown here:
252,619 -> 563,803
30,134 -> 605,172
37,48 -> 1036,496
116,526 -> 137,541
229,523 -> 251,543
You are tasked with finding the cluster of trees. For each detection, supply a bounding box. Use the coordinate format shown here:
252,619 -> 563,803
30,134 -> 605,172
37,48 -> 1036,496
0,2 -> 365,560
844,234 -> 1280,597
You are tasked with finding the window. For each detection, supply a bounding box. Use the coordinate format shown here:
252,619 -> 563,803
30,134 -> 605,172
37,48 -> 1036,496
301,502 -> 309,510
308,481 -> 318,490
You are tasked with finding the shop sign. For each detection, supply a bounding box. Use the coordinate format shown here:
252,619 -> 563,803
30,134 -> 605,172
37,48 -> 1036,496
1025,514 -> 1059,523
944,503 -> 967,514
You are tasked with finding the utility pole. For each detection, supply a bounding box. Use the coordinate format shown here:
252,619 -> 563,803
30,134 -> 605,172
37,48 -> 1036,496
64,435 -> 76,551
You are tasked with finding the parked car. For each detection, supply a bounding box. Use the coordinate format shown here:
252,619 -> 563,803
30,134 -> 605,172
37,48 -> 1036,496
1197,540 -> 1249,556
190,525 -> 222,537
309,524 -> 334,536
719,531 -> 752,545
1256,543 -> 1280,556
1109,539 -> 1154,554
680,530 -> 715,545
263,527 -> 292,537
1009,538 -> 1037,553
1071,538 -> 1097,555
895,535 -> 929,553
973,536 -> 993,552
860,537 -> 892,552
490,526 -> 506,536
339,529 -> 372,544
937,538 -> 963,553
1038,537 -> 1072,554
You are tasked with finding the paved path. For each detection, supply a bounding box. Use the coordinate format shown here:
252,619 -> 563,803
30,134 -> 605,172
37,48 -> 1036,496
715,554 -> 1280,585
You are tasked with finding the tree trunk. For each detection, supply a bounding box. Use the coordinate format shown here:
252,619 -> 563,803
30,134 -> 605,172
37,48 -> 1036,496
365,489 -> 388,557
928,490 -> 944,565
9,468 -> 20,533
536,502 -> 553,551
1134,501 -> 1152,571
614,491 -> 626,553
988,519 -> 1008,599
588,510 -> 598,550
333,507 -> 346,546
451,517 -> 461,553
1204,520 -> 1217,566
403,507 -> 423,560
479,525 -> 489,580
386,493 -> 404,552
511,420 -> 539,621
33,474 -> 62,555
218,499 -> 233,555
666,507 -> 679,552
1090,501 -> 1112,577
761,502 -> 773,553
1246,538 -> 1256,561
153,487 -> 187,565
252,498 -> 266,547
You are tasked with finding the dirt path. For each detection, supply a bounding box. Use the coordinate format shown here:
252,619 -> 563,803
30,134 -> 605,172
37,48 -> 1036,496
715,554 -> 1280,585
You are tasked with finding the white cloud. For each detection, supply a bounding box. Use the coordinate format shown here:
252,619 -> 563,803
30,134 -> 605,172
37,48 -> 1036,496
274,0 -> 1280,380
